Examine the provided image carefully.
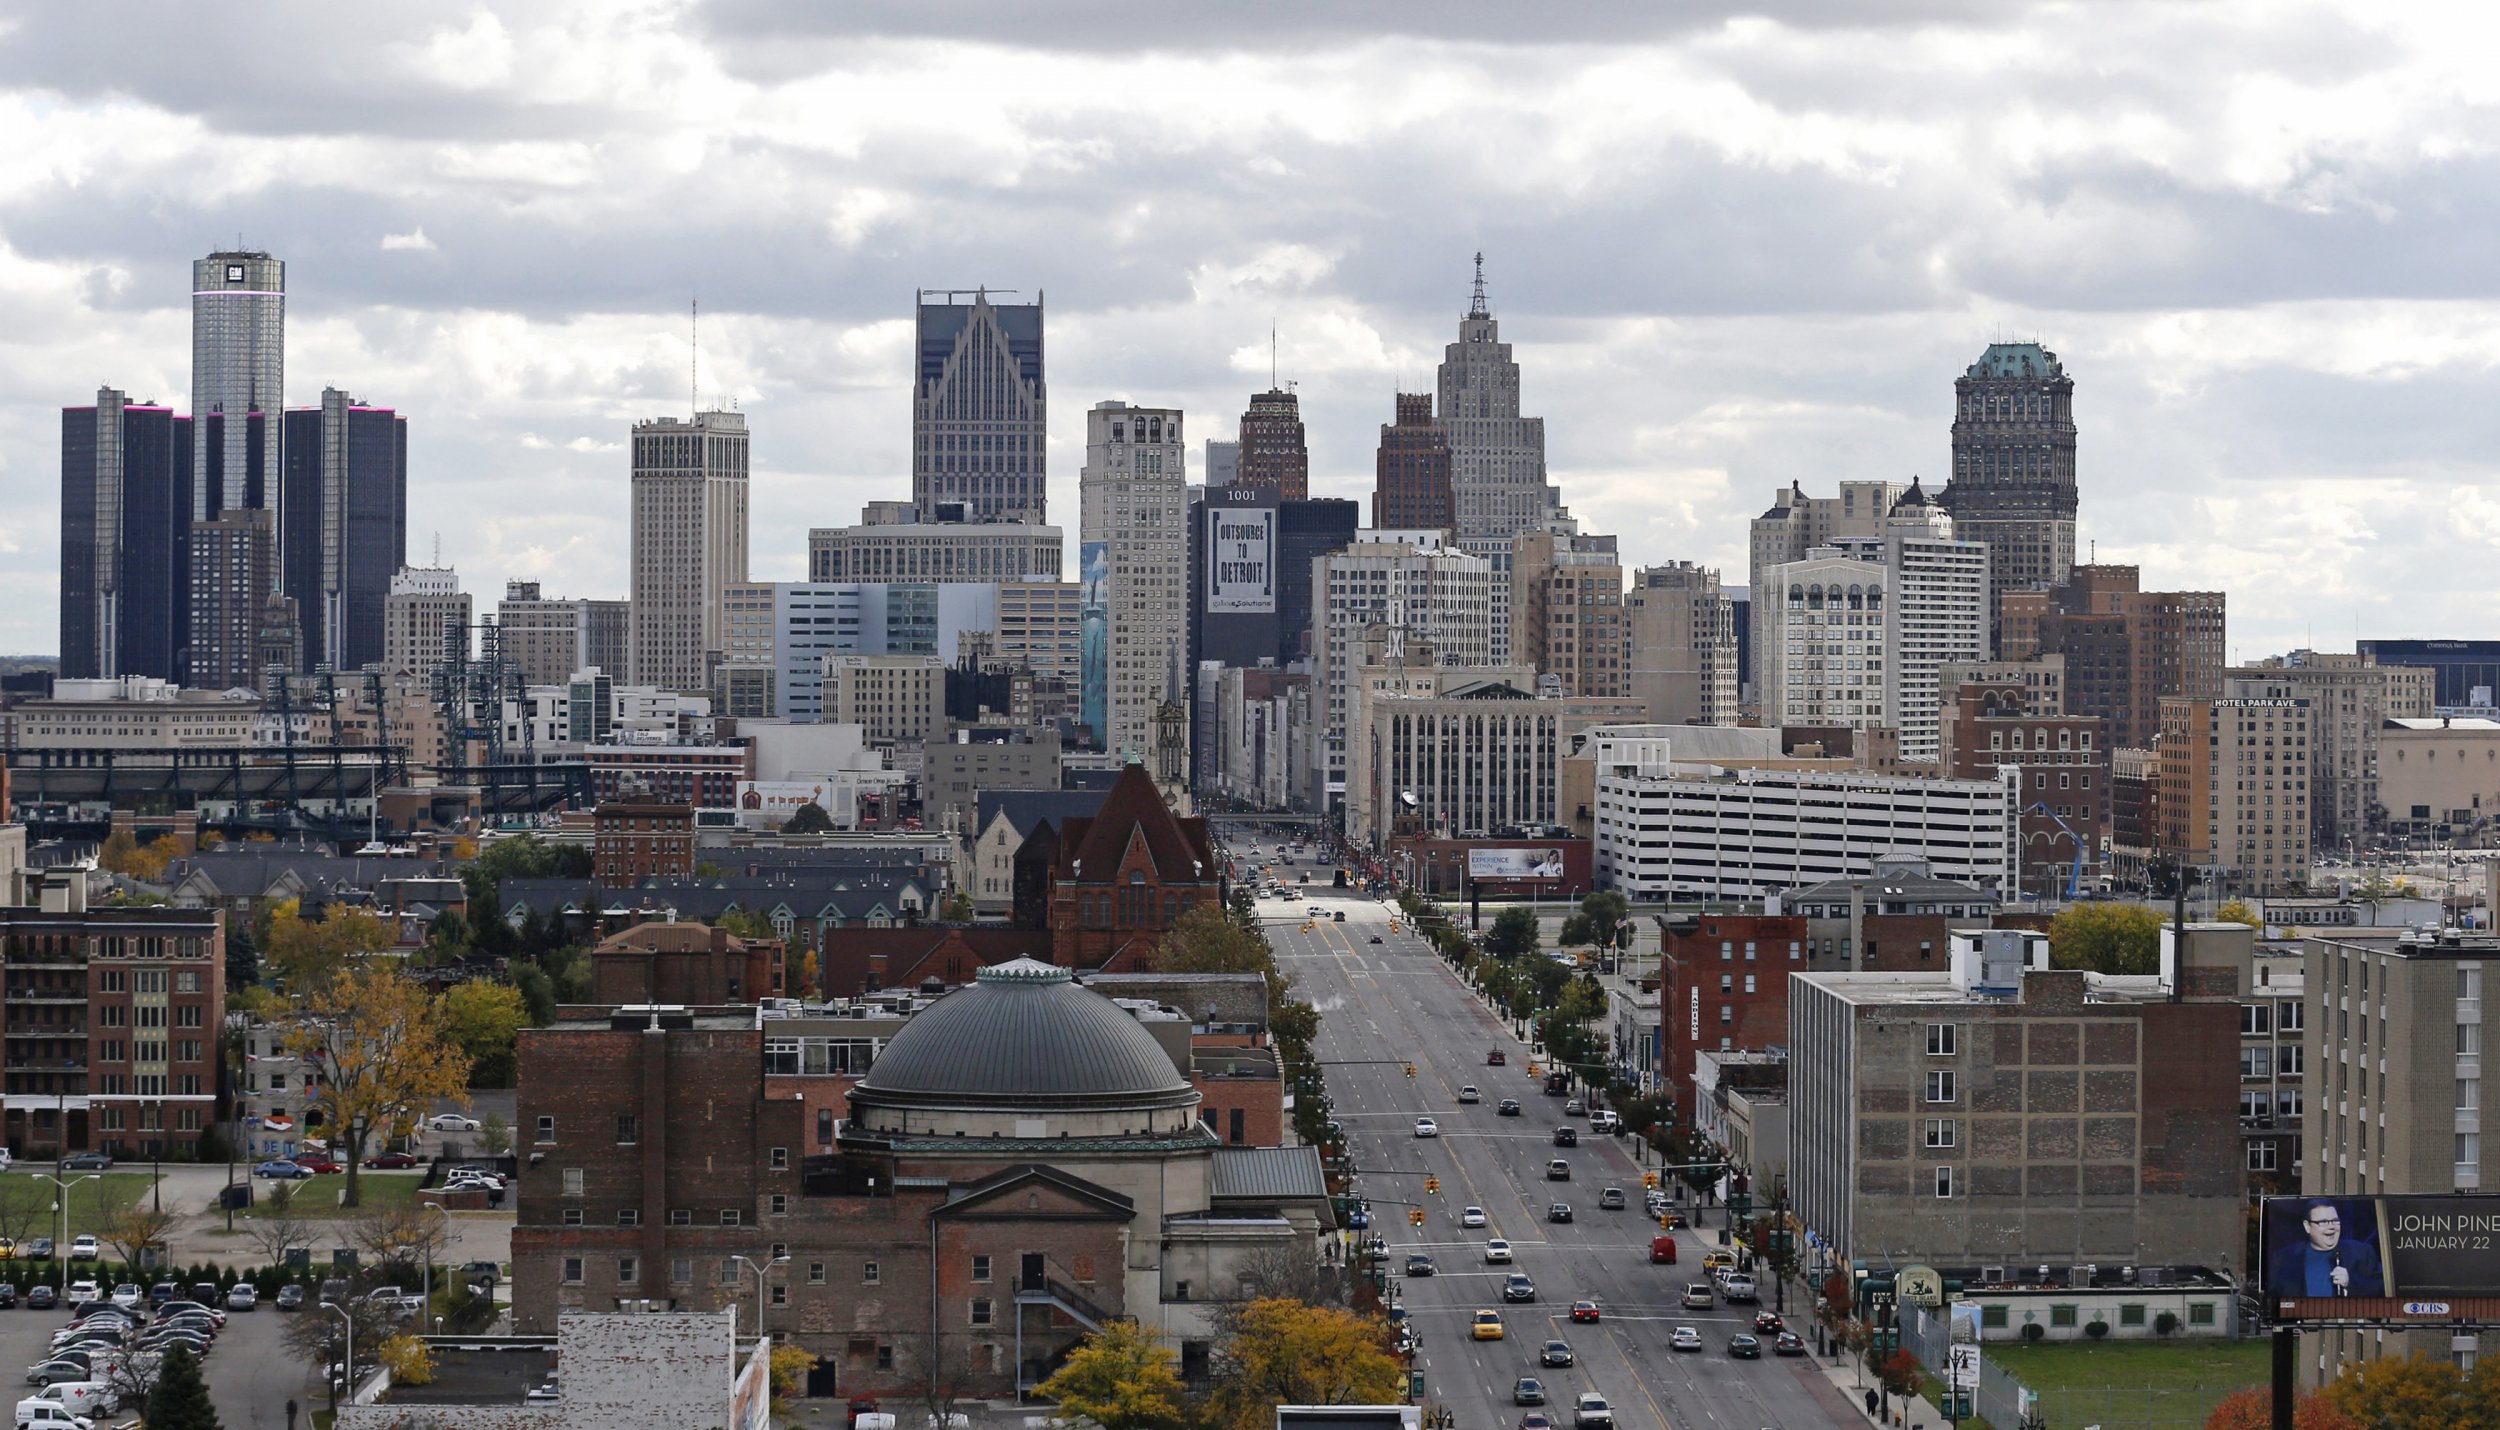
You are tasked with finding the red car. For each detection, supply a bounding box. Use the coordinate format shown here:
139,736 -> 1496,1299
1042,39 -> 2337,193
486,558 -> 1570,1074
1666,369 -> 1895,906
1568,1300 -> 1601,1324
363,1152 -> 419,1169
293,1156 -> 345,1175
1488,1050 -> 1508,1066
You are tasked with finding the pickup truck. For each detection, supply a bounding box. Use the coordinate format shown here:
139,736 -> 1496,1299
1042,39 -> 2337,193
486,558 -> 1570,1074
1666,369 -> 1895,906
1719,1274 -> 1759,1304
1572,1392 -> 1614,1429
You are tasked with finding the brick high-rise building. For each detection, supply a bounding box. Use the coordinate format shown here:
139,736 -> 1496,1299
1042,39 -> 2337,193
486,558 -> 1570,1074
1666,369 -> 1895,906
1939,341 -> 2078,649
1510,532 -> 1625,699
1371,392 -> 1453,532
2154,678 -> 2313,895
593,801 -> 696,889
1938,674 -> 2109,898
2033,565 -> 2226,752
186,507 -> 277,690
2226,650 -> 2435,850
1657,912 -> 1808,1119
1236,388 -> 1308,501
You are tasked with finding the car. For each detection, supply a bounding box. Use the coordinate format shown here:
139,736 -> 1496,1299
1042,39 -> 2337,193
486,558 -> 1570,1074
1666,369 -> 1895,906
1727,1334 -> 1762,1359
1773,1331 -> 1807,1356
1539,1339 -> 1574,1368
254,1160 -> 313,1180
1512,1377 -> 1547,1406
0,1284 -> 14,1309
23,1361 -> 90,1389
293,1157 -> 345,1175
428,1113 -> 483,1132
1564,1098 -> 1585,1116
1545,1160 -> 1571,1181
159,1301 -> 224,1326
1670,1326 -> 1703,1352
1484,1239 -> 1513,1264
1457,1086 -> 1480,1104
1497,1099 -> 1522,1117
459,1261 -> 501,1287
273,1286 -> 304,1312
1345,1208 -> 1371,1230
1753,1311 -> 1785,1335
1517,1416 -> 1552,1430
1572,1392 -> 1614,1430
23,1241 -> 51,1262
1552,1127 -> 1578,1147
1546,1202 -> 1572,1223
25,1287 -> 54,1311
1469,1310 -> 1505,1341
1501,1273 -> 1536,1303
65,1238 -> 96,1262
1487,1050 -> 1507,1066
189,1283 -> 220,1306
1701,1249 -> 1737,1274
226,1285 -> 257,1312
318,1279 -> 350,1307
1596,1188 -> 1625,1211
57,1153 -> 110,1172
1412,1118 -> 1439,1138
147,1284 -> 175,1307
1460,1206 -> 1487,1228
1368,935 -> 1383,944
107,1287 -> 139,1311
1404,1255 -> 1435,1278
363,1151 -> 419,1170
1569,1300 -> 1601,1324
1681,1282 -> 1716,1309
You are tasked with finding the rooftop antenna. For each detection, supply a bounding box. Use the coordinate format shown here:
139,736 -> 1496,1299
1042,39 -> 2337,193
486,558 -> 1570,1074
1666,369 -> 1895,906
1270,326 -> 1277,390
432,532 -> 441,567
690,296 -> 700,417
1469,251 -> 1489,318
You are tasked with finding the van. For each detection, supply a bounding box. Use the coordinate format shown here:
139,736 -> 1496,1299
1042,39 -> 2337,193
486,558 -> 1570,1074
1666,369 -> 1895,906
24,1382 -> 116,1419
1649,1236 -> 1678,1264
11,1402 -> 88,1430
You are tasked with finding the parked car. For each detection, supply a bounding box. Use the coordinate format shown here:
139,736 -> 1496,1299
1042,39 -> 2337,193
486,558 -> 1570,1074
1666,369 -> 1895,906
273,1286 -> 304,1312
64,1238 -> 96,1262
12,1397 -> 91,1429
225,1286 -> 257,1313
0,1285 -> 14,1310
363,1152 -> 419,1170
146,1285 -> 175,1308
23,1241 -> 52,1262
459,1262 -> 500,1287
107,1287 -> 139,1311
1345,1208 -> 1370,1230
1773,1331 -> 1807,1356
427,1114 -> 482,1132
253,1160 -> 313,1181
25,1287 -> 56,1311
57,1153 -> 111,1172
317,1279 -> 349,1307
291,1157 -> 345,1176
22,1362 -> 89,1389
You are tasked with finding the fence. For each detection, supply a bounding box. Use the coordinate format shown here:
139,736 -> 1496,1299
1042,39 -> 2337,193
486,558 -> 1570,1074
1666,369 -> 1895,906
1901,1300 -> 2240,1428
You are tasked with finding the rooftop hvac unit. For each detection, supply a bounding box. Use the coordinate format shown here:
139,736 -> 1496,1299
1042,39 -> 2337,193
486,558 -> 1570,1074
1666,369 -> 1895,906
2069,1266 -> 2093,1288
1981,1266 -> 2005,1286
2121,1266 -> 2137,1284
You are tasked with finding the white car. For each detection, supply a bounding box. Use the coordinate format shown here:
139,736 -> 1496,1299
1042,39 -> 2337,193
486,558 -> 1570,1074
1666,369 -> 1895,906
66,1236 -> 99,1261
107,1285 -> 141,1310
428,1113 -> 482,1132
1461,1206 -> 1488,1228
1457,1086 -> 1481,1104
64,1282 -> 99,1308
1670,1326 -> 1703,1351
1485,1238 -> 1513,1263
1413,1118 -> 1439,1139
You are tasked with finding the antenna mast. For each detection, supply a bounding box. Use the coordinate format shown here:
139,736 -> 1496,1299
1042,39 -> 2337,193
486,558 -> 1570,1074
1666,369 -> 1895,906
1270,326 -> 1277,389
1469,251 -> 1489,318
690,296 -> 700,416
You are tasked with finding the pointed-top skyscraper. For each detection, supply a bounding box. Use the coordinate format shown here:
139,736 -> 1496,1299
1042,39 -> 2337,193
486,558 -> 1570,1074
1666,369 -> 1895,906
913,289 -> 1046,524
1436,253 -> 1571,664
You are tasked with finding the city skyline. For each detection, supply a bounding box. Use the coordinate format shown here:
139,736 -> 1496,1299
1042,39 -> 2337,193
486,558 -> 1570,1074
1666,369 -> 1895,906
1,3 -> 2493,663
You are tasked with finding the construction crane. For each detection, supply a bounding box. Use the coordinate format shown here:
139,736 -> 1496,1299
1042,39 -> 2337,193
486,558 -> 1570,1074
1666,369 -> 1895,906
2024,801 -> 2089,901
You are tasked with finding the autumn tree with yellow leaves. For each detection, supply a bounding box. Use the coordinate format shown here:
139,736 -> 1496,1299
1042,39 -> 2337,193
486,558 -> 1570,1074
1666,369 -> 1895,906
287,964 -> 471,1207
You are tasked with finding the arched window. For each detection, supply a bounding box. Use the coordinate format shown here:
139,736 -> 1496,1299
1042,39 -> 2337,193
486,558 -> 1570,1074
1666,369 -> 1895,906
1788,584 -> 1804,606
1867,588 -> 1884,611
1807,585 -> 1825,610
1847,584 -> 1864,610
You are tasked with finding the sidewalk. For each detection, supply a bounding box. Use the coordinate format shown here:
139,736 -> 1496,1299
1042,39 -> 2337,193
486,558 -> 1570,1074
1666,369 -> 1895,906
1771,1266 -> 1952,1430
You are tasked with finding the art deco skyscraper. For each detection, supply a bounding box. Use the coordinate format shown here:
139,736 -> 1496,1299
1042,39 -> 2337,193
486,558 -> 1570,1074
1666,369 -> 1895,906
1437,255 -> 1570,554
1372,392 -> 1453,532
191,250 -> 285,523
913,290 -> 1046,524
629,410 -> 750,691
1236,388 -> 1309,501
1939,341 -> 2078,648
1079,402 -> 1188,761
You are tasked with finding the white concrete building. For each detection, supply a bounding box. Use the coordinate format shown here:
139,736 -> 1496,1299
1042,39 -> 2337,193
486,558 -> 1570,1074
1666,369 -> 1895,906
628,410 -> 749,692
1748,480 -> 1905,701
1590,726 -> 2015,898
1877,486 -> 1990,762
1308,539 -> 1495,813
806,516 -> 1063,583
1080,401 -> 1189,762
380,565 -> 469,679
1761,549 -> 1889,732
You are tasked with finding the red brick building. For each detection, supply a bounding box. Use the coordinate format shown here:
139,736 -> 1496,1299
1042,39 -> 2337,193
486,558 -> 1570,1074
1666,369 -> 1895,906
1938,676 -> 2109,899
1046,764 -> 1221,970
1371,392 -> 1453,531
593,801 -> 696,889
0,871 -> 225,1159
1657,912 -> 1806,1118
590,921 -> 784,1005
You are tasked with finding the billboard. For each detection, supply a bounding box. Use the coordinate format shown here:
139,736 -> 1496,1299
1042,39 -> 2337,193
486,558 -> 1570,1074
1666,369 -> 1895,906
2262,1194 -> 2500,1324
1466,847 -> 1569,881
736,781 -> 838,825
1080,540 -> 1109,742
1207,505 -> 1277,614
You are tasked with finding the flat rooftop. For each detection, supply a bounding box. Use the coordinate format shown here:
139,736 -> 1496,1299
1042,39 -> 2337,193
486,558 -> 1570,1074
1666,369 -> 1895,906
377,1342 -> 553,1406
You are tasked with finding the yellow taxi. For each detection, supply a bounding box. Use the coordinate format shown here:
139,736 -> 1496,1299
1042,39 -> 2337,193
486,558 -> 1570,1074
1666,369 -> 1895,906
1702,1249 -> 1738,1274
1470,1309 -> 1505,1341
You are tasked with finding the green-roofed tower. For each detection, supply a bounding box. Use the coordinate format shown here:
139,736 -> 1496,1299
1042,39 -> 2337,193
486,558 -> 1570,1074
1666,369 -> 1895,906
1940,341 -> 2077,653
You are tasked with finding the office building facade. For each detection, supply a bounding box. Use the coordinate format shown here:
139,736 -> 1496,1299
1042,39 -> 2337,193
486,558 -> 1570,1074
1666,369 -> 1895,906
2153,680 -> 2314,895
60,390 -> 190,682
913,290 -> 1046,523
381,565 -> 470,680
2028,565 -> 2227,751
1309,541 -> 1495,812
1439,258 -> 1568,558
1878,485 -> 1991,762
1625,561 -> 1738,726
1372,392 -> 1453,532
1939,342 -> 2079,647
2227,651 -> 2435,849
629,410 -> 750,691
191,249 -> 284,524
279,388 -> 406,673
1749,480 -> 1907,700
1510,532 -> 1626,699
1079,402 -> 1188,761
186,509 -> 277,690
807,517 -> 1063,584
1236,388 -> 1309,501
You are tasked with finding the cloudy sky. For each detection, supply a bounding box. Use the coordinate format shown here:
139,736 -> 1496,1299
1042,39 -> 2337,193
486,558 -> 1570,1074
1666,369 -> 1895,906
2,0 -> 2495,661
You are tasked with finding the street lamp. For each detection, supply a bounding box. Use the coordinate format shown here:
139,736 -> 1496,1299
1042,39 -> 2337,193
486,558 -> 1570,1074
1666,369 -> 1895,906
26,1172 -> 99,1290
418,1204 -> 453,1333
322,1301 -> 355,1417
731,1254 -> 790,1340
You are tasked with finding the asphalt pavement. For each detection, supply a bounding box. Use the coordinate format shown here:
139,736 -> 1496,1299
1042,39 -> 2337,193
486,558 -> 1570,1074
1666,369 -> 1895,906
1247,862 -> 1862,1430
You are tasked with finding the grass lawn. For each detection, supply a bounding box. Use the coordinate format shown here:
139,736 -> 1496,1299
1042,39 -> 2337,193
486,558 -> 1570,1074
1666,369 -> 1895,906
0,1171 -> 164,1240
1987,1337 -> 2270,1429
274,1172 -> 423,1220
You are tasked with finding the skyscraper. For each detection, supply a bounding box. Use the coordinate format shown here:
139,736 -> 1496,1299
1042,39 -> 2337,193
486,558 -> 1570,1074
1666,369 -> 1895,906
280,389 -> 406,673
1747,480 -> 1905,702
1079,402 -> 1188,760
1236,389 -> 1309,501
628,410 -> 750,691
1438,255 -> 1570,555
383,565 -> 470,679
1372,392 -> 1454,532
1940,341 -> 2078,647
60,389 -> 190,682
191,250 -> 285,524
1510,532 -> 1626,699
187,509 -> 276,690
1625,561 -> 1738,726
913,290 -> 1046,524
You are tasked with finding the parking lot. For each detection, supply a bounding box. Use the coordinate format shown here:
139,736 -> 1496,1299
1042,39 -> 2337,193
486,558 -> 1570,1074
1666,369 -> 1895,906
0,1294 -> 318,1429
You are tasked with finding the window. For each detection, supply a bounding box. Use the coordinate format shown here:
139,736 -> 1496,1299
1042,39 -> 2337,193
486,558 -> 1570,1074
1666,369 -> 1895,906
1934,1166 -> 1955,1198
562,1209 -> 584,1227
721,1209 -> 741,1227
2459,1133 -> 2481,1167
2279,1001 -> 2304,1033
616,1115 -> 639,1145
671,1259 -> 693,1286
1923,1119 -> 1956,1149
2241,1005 -> 2270,1036
770,1194 -> 788,1216
2278,1044 -> 2303,1076
562,1258 -> 584,1285
809,1263 -> 827,1285
1925,1071 -> 1957,1104
1927,1024 -> 1958,1057
2189,1302 -> 2216,1326
2050,1304 -> 2077,1328
970,1298 -> 994,1327
536,1116 -> 555,1144
1982,1304 -> 2009,1329
619,1209 -> 640,1227
971,1255 -> 992,1283
2119,1304 -> 2147,1328
2240,1091 -> 2270,1121
877,1345 -> 894,1371
2248,1143 -> 2277,1171
2280,1090 -> 2304,1119
669,1209 -> 692,1227
863,1262 -> 880,1285
617,1257 -> 639,1285
2241,1047 -> 2272,1080
562,1168 -> 584,1196
770,1147 -> 789,1170
719,1262 -> 741,1287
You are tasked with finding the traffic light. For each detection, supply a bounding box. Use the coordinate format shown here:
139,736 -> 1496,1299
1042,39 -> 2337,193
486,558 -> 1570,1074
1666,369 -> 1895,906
1660,1213 -> 1674,1229
1404,1063 -> 1417,1079
1642,1171 -> 1660,1189
1409,1208 -> 1426,1227
1526,1062 -> 1539,1078
1425,1176 -> 1440,1195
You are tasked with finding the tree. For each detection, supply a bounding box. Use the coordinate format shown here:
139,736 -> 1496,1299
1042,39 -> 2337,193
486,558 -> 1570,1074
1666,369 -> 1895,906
263,898 -> 399,988
1208,1242 -> 1349,1340
942,888 -> 975,922
289,964 -> 473,1206
2321,1352 -> 2500,1426
1578,889 -> 1632,948
768,1343 -> 814,1403
512,962 -> 557,1026
2048,901 -> 2164,975
225,919 -> 262,991
1209,1298 -> 1403,1428
1034,1320 -> 1189,1430
1871,1347 -> 1923,1398
2214,899 -> 2264,929
438,979 -> 530,1087
283,1293 -> 398,1385
140,1342 -> 221,1430
781,802 -> 835,835
101,831 -> 184,884
100,1205 -> 174,1269
2206,1386 -> 2360,1430
353,1203 -> 452,1276
243,1179 -> 312,1267
1483,906 -> 1541,958
715,907 -> 778,942
478,1112 -> 513,1156
378,1334 -> 437,1386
